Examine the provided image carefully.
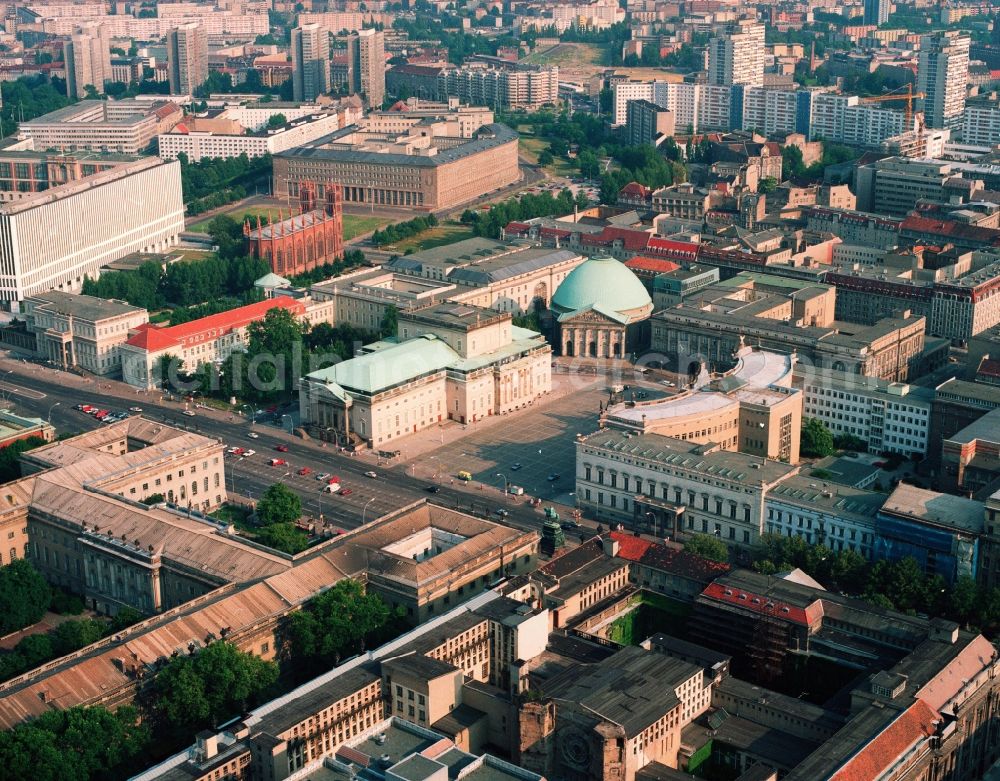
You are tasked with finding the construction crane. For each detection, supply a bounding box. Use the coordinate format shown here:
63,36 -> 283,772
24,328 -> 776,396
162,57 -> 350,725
859,84 -> 926,128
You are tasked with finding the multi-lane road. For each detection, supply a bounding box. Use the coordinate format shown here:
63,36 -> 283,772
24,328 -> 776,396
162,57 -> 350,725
0,355 -> 567,538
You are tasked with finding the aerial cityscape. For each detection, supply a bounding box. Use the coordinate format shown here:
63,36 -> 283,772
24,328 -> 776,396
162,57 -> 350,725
0,1 -> 999,780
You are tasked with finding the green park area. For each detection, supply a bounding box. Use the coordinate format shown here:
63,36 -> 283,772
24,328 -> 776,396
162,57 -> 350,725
342,213 -> 391,241
390,220 -> 474,253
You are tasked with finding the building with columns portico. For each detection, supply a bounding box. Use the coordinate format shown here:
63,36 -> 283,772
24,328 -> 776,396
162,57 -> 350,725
550,255 -> 654,358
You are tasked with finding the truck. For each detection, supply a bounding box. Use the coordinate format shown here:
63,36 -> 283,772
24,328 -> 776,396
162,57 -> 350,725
323,476 -> 342,493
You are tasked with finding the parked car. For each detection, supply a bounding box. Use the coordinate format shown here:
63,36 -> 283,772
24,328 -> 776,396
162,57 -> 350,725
298,467 -> 312,476
510,463 -> 522,471
129,406 -> 143,413
339,488 -> 353,496
269,458 -> 287,467
547,473 -> 560,482
316,473 -> 331,481
494,509 -> 510,518
242,450 -> 255,457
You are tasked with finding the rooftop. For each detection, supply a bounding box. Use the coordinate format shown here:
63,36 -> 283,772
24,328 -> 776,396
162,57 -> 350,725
880,483 -> 985,533
276,123 -> 518,168
26,290 -> 145,321
579,430 -> 799,486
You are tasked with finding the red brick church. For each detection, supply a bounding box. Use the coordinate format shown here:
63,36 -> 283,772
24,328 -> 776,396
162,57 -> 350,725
244,181 -> 344,277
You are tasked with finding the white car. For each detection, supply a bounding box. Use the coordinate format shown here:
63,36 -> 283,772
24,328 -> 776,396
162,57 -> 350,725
364,471 -> 378,479
316,472 -> 331,481
243,449 -> 256,457
181,410 -> 196,417
129,406 -> 143,413
247,431 -> 259,439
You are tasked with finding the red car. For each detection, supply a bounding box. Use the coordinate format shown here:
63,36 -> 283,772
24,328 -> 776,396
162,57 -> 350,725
274,445 -> 289,452
339,488 -> 353,496
327,476 -> 341,484
94,410 -> 110,419
269,458 -> 287,467
298,467 -> 312,476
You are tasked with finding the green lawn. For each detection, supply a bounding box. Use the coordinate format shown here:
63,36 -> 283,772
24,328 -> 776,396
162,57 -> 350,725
342,213 -> 390,241
390,221 -> 475,253
519,136 -> 577,176
187,205 -> 275,233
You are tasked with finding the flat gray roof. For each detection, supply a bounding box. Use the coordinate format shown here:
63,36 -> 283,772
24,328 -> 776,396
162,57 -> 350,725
27,290 -> 145,321
276,123 -> 517,168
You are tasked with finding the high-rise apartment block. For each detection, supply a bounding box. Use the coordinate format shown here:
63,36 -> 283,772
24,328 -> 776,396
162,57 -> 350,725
166,22 -> 208,95
292,22 -> 331,102
863,0 -> 890,26
707,21 -> 765,87
918,31 -> 970,130
64,21 -> 111,99
347,28 -> 385,107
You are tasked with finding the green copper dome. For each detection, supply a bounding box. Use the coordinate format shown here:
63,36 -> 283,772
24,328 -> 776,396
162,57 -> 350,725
551,256 -> 652,315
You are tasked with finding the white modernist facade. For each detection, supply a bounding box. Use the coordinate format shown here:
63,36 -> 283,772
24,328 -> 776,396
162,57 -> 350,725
0,158 -> 184,307
962,107 -> 1000,147
795,369 -> 933,457
158,112 -> 344,161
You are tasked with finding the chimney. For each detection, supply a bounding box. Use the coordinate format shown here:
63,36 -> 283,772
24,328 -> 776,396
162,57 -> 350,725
602,536 -> 619,557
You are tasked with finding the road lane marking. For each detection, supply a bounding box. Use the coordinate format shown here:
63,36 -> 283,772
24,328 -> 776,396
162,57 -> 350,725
0,381 -> 46,400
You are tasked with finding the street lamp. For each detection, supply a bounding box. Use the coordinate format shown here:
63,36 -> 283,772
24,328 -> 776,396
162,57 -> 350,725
47,401 -> 60,423
362,497 -> 376,526
496,473 -> 508,497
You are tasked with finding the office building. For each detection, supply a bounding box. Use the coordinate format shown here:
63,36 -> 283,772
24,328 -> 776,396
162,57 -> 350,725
64,20 -> 111,99
650,273 -> 929,382
918,32 -> 971,130
166,22 -> 208,96
940,408 -> 1000,496
626,99 -> 675,145
17,100 -> 182,155
863,0 -> 890,26
346,27 -> 385,108
854,156 -> 955,215
158,109 -> 347,162
22,290 -> 149,375
795,368 -> 934,457
707,22 -> 765,88
292,22 -> 331,102
0,158 -> 184,307
601,347 -> 803,464
273,122 -> 519,211
299,304 -> 551,448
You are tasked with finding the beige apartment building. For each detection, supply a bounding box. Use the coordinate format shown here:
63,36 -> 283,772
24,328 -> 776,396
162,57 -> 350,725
22,290 -> 148,375
299,303 -> 551,449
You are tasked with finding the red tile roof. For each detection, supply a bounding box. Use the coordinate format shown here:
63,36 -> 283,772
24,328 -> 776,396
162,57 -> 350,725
581,226 -> 652,252
505,221 -> 531,234
619,182 -> 653,198
609,532 -> 730,583
624,256 -> 681,274
914,634 -> 997,712
829,700 -> 938,781
699,581 -> 819,627
125,298 -> 305,354
646,237 -> 700,261
900,215 -> 1000,245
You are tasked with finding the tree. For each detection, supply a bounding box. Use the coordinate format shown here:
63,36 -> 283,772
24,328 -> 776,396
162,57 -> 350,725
801,418 -> 835,458
0,435 -> 46,483
380,304 -> 398,338
537,150 -> 554,166
782,143 -> 806,180
759,177 -> 778,193
257,482 -> 302,526
52,618 -> 105,656
256,522 -> 309,554
265,113 -> 288,129
155,642 -> 278,736
0,559 -> 51,635
683,533 -> 729,563
0,705 -> 150,781
288,579 -> 396,675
